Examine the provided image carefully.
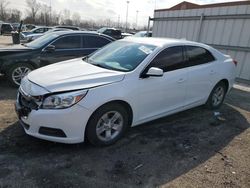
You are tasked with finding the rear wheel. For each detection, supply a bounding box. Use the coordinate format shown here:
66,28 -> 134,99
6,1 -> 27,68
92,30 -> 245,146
7,63 -> 34,87
206,82 -> 227,109
86,103 -> 129,146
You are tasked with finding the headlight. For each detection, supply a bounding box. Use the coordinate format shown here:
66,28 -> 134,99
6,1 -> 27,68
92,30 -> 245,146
42,90 -> 88,109
28,36 -> 33,41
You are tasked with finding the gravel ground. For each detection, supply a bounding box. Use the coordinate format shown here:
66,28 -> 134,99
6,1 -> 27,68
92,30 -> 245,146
0,38 -> 250,187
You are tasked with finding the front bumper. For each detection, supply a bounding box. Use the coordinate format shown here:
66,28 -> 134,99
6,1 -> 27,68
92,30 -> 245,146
15,99 -> 92,144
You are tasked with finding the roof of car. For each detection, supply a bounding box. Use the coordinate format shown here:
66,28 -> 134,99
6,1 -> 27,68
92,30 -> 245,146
51,30 -> 115,40
123,37 -> 212,49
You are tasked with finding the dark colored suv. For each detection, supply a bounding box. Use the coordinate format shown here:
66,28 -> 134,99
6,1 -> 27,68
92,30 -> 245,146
97,28 -> 122,40
0,23 -> 14,35
0,31 -> 115,86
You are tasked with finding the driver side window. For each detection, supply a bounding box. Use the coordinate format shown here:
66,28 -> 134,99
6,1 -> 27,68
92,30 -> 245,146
149,46 -> 185,72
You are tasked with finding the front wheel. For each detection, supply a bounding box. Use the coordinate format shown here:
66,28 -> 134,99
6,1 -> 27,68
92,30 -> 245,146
86,103 -> 129,146
206,82 -> 227,110
7,63 -> 34,87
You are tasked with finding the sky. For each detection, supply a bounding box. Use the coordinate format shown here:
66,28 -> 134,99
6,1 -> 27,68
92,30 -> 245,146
6,0 -> 242,26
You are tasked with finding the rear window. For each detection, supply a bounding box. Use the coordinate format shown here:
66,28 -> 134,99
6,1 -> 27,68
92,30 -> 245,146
84,35 -> 111,48
2,24 -> 12,29
186,46 -> 215,66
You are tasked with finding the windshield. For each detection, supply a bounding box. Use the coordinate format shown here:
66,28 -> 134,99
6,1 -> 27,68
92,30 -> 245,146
134,31 -> 146,37
97,27 -> 106,33
26,33 -> 59,48
86,41 -> 156,72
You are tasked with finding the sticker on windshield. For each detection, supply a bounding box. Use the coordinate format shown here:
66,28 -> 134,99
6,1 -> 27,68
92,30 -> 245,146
139,46 -> 153,54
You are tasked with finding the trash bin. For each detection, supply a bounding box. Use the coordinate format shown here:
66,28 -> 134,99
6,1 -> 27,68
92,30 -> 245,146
12,31 -> 20,44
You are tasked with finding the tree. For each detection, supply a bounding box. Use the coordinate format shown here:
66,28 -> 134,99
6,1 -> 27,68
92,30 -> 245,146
38,4 -> 50,25
8,9 -> 22,22
0,0 -> 9,21
26,0 -> 40,24
72,12 -> 81,26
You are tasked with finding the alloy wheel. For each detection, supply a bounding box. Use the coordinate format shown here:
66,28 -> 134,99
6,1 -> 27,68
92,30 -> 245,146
212,86 -> 225,107
12,66 -> 31,86
96,111 -> 124,142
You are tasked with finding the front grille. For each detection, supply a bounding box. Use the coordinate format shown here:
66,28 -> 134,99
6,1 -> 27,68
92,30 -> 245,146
19,89 -> 39,110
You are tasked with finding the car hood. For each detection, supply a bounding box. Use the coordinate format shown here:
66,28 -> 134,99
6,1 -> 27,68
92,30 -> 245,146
22,31 -> 32,36
0,44 -> 33,56
27,58 -> 126,93
26,33 -> 43,38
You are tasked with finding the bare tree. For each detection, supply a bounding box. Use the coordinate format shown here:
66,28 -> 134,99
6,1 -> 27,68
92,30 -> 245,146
8,9 -> 22,22
60,9 -> 72,25
0,0 -> 9,21
38,4 -> 50,25
72,12 -> 81,26
26,0 -> 40,24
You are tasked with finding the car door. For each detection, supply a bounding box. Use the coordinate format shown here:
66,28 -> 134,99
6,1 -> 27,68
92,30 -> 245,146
39,35 -> 82,66
83,35 -> 112,55
184,45 -> 218,106
137,46 -> 188,122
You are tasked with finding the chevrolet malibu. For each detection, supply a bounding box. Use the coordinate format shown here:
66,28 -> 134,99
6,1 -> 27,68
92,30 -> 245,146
16,37 -> 237,146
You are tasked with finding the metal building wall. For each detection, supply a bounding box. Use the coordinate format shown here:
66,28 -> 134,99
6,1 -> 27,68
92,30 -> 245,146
152,5 -> 250,81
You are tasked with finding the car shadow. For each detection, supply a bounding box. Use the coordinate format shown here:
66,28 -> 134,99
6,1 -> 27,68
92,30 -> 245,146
0,88 -> 249,187
226,88 -> 250,112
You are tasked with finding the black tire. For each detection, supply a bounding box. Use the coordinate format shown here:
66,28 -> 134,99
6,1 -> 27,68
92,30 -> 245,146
206,82 -> 227,110
6,63 -> 34,87
86,103 -> 129,146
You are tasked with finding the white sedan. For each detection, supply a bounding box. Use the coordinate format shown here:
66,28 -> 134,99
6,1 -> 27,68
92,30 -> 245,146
16,37 -> 237,146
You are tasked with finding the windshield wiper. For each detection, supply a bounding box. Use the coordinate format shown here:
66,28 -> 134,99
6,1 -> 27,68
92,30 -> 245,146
93,63 -> 107,69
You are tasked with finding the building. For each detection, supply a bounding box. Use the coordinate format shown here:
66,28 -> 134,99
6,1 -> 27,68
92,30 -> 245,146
152,1 -> 250,81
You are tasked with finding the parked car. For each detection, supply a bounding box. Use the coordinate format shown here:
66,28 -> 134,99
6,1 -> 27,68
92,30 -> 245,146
12,23 -> 27,32
97,27 -> 122,39
134,31 -> 152,37
25,24 -> 36,30
21,26 -> 52,36
21,28 -> 72,43
0,31 -> 115,86
15,37 -> 237,146
122,32 -> 133,38
54,25 -> 80,30
0,23 -> 14,35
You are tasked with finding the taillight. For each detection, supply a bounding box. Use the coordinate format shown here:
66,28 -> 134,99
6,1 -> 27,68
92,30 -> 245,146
233,60 -> 238,66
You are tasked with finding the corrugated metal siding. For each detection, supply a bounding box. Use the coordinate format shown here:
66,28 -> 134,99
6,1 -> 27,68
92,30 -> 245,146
152,5 -> 250,80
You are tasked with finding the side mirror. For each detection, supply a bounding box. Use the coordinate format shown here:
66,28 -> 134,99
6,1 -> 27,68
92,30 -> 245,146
44,45 -> 55,52
145,67 -> 163,77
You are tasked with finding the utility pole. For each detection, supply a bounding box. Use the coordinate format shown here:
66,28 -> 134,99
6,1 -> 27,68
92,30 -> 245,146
49,0 -> 52,25
136,10 -> 139,30
117,15 -> 120,28
125,1 -> 129,32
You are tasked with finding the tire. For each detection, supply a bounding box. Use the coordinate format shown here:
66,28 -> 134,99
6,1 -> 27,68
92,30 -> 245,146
86,103 -> 129,146
6,63 -> 34,87
206,82 -> 227,110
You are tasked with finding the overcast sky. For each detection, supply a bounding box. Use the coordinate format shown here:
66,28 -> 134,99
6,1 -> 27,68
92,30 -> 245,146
6,0 -> 242,26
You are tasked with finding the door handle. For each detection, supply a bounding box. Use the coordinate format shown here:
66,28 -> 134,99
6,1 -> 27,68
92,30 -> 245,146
178,78 -> 185,83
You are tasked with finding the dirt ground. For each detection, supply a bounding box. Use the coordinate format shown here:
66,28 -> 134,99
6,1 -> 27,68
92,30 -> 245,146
0,37 -> 250,187
0,77 -> 249,188
0,36 -> 12,47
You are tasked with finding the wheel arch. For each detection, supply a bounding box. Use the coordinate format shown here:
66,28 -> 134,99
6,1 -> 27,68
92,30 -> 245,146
88,100 -> 134,127
218,78 -> 229,92
3,60 -> 38,74
84,99 -> 134,143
